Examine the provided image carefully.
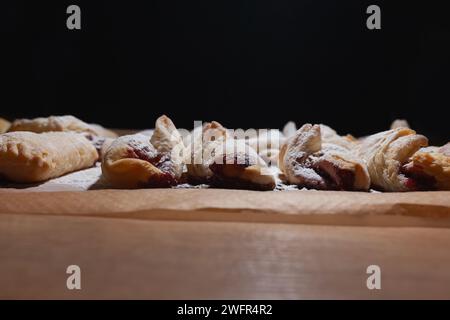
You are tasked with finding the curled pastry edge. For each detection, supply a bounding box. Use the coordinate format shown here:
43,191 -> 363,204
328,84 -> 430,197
279,124 -> 370,191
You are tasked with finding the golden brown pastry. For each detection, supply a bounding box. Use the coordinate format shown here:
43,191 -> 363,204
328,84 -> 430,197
0,118 -> 10,134
9,115 -> 118,158
383,121 -> 449,190
279,124 -> 370,191
88,123 -> 119,138
242,129 -> 285,166
320,124 -> 357,149
185,121 -> 228,184
0,131 -> 98,183
223,128 -> 285,168
355,127 -> 431,191
401,143 -> 450,190
138,129 -> 154,137
208,139 -> 276,191
9,115 -> 118,138
10,115 -> 95,134
258,148 -> 280,166
101,115 -> 186,188
185,121 -> 276,190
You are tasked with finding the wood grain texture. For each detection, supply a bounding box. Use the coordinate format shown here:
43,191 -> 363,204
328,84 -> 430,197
0,189 -> 449,227
0,189 -> 449,299
0,213 -> 449,299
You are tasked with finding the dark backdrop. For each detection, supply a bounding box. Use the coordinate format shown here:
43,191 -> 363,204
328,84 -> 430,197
2,1 -> 449,144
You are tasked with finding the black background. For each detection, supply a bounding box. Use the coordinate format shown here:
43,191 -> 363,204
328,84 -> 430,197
2,1 -> 449,144
0,300 -> 444,318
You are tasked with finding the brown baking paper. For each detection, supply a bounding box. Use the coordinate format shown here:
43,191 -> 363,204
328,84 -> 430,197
1,169 -> 449,227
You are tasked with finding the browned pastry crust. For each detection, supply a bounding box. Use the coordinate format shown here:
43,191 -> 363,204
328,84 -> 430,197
0,118 -> 10,134
101,115 -> 185,188
401,143 -> 450,190
208,139 -> 276,191
356,127 -> 431,191
9,115 -> 118,138
88,123 -> 119,138
9,115 -> 118,160
185,121 -> 276,190
185,121 -> 228,184
279,124 -> 370,191
0,131 -> 98,183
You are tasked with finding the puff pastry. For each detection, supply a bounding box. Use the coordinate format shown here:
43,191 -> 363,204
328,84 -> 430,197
186,121 -> 228,184
101,115 -> 186,188
242,129 -> 285,165
209,139 -> 276,191
138,129 -> 154,137
279,124 -> 370,191
0,132 -> 98,183
400,143 -> 450,191
0,118 -> 10,134
258,148 -> 280,166
185,121 -> 276,190
356,127 -> 431,191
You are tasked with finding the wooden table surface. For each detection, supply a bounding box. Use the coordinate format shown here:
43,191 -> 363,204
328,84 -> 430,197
1,212 -> 449,299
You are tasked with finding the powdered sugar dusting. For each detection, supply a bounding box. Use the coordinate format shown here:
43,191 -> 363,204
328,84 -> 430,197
0,164 -> 104,192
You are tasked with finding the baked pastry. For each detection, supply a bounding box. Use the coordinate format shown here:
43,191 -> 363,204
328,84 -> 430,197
279,124 -> 370,191
0,131 -> 98,183
10,115 -> 96,135
186,121 -> 228,184
400,143 -> 450,190
88,123 -> 119,138
9,115 -> 118,157
0,118 -> 10,134
101,115 -> 186,188
243,129 -> 285,153
226,129 -> 285,167
185,121 -> 276,190
258,148 -> 280,167
390,119 -> 410,129
320,124 -> 357,149
282,121 -> 297,138
355,127 -> 432,191
209,139 -> 276,191
138,129 -> 154,137
9,115 -> 118,138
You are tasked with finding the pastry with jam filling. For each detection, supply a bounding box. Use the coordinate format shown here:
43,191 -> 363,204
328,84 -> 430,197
279,124 -> 370,191
185,121 -> 276,190
400,143 -> 450,191
185,120 -> 228,184
101,115 -> 186,188
240,129 -> 285,167
208,139 -> 276,191
356,127 -> 450,191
